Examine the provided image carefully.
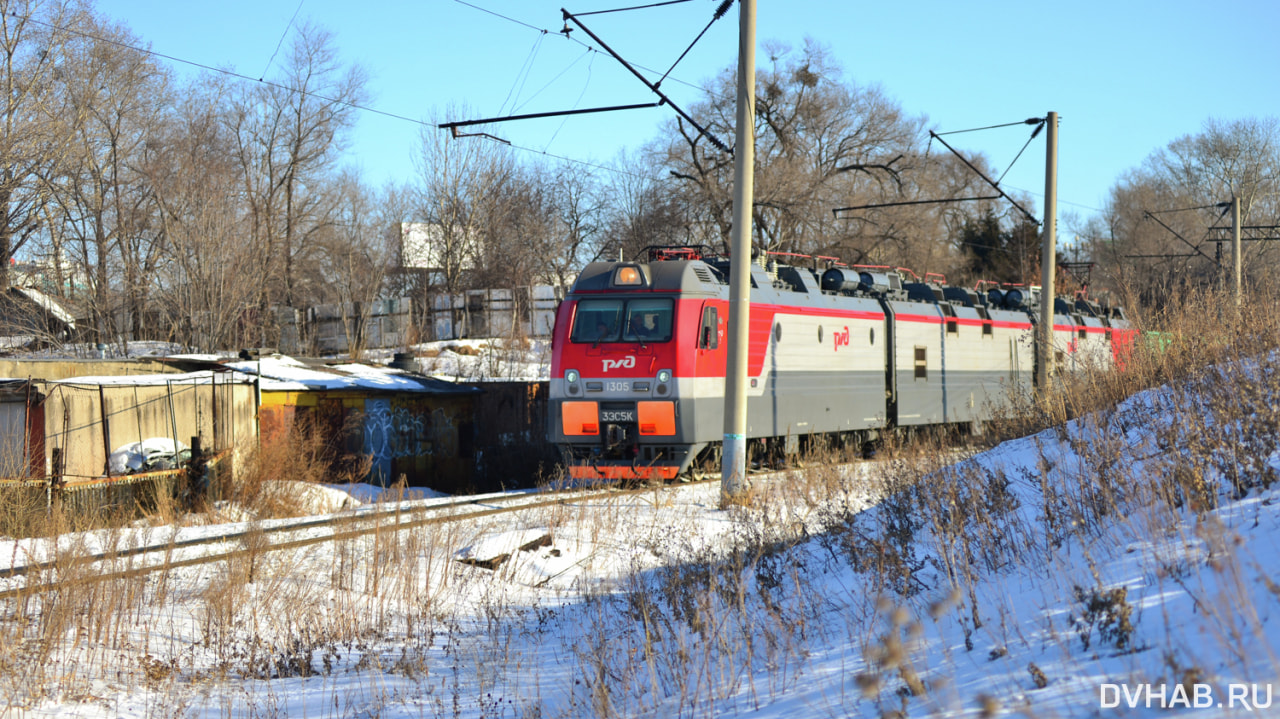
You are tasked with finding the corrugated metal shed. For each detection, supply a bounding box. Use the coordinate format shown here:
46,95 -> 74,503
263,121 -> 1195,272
228,356 -> 481,490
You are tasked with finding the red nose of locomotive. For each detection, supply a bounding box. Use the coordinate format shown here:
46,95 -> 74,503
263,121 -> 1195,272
548,255 -> 722,481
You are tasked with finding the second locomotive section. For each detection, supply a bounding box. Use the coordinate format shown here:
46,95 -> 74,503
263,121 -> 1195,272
548,249 -> 1132,481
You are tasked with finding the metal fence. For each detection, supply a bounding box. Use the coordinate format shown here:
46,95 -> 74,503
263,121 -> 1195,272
0,450 -> 234,535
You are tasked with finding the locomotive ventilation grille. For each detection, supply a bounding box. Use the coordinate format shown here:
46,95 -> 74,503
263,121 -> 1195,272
693,266 -> 717,286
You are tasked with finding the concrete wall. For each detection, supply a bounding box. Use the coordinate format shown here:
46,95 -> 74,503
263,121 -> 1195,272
430,286 -> 563,341
307,298 -> 412,354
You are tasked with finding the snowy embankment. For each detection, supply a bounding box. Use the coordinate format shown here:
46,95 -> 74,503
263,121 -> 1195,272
366,338 -> 554,382
4,354 -> 1279,718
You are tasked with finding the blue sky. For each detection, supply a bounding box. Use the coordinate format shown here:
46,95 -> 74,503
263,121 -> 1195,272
96,0 -> 1280,231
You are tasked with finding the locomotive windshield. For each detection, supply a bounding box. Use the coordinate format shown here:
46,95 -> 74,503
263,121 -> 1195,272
571,298 -> 674,343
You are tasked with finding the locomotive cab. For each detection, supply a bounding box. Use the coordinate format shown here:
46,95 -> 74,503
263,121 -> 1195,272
550,256 -> 724,481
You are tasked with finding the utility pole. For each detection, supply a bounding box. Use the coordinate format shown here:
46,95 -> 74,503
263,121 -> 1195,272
1036,111 -> 1058,392
1231,196 -> 1242,308
721,0 -> 755,503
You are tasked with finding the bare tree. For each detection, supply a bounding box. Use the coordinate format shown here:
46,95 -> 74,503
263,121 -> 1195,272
538,162 -> 603,289
146,77 -> 259,349
0,0 -> 81,291
413,109 -> 514,296
1087,117 -> 1280,307
313,172 -> 399,357
43,13 -> 171,345
598,150 -> 694,261
469,161 -> 602,292
659,40 -> 936,260
228,21 -> 366,344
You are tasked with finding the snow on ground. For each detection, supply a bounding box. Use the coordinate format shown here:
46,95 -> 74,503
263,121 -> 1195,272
6,335 -> 552,382
385,338 -> 553,382
17,340 -> 191,359
3,358 -> 1280,717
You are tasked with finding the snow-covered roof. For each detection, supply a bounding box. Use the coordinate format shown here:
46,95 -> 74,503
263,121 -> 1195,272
49,369 -> 256,387
225,355 -> 478,394
11,286 -> 76,328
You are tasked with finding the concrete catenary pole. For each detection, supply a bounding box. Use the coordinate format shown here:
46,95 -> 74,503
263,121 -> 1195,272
1231,196 -> 1242,307
721,0 -> 755,503
1036,112 -> 1058,392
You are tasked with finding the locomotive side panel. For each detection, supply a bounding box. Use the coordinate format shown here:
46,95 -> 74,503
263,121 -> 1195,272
944,308 -> 1037,423
990,309 -> 1035,408
1109,316 -> 1139,369
1051,313 -> 1081,374
1076,316 -> 1113,371
942,307 -> 996,424
889,303 -> 946,426
765,302 -> 888,437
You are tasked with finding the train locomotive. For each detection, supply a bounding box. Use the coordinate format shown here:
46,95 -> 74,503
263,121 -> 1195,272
548,246 -> 1135,481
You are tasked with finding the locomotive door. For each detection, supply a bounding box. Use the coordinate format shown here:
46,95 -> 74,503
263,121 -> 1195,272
694,301 -> 726,437
695,301 -> 724,363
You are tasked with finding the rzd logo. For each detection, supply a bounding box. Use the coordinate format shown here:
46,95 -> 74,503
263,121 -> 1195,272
602,356 -> 636,373
833,326 -> 850,351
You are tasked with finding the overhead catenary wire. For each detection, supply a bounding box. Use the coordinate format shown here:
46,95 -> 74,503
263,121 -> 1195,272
515,44 -> 594,115
450,0 -> 711,96
833,195 -> 1002,217
16,12 -> 429,128
560,7 -> 732,154
933,118 -> 1045,136
446,0 -> 736,155
924,116 -> 1101,214
507,140 -> 653,180
1140,210 -> 1219,266
12,10 -> 669,183
574,0 -> 694,17
656,0 -> 734,88
259,0 -> 305,81
499,32 -> 547,117
451,0 -> 734,153
449,0 -> 738,157
545,48 -> 598,149
1001,185 -> 1104,213
1144,203 -> 1228,215
929,129 -> 1041,225
995,121 -> 1044,186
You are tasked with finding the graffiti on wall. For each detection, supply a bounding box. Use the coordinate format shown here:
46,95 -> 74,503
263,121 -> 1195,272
362,400 -> 460,475
364,402 -> 426,463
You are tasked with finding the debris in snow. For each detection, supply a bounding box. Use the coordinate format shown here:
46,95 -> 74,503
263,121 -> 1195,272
107,438 -> 189,475
455,530 -> 555,570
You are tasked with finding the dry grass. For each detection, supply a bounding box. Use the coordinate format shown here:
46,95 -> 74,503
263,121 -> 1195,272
792,282 -> 1280,715
226,415 -> 371,519
987,285 -> 1280,443
550,282 -> 1280,718
3,282 -> 1278,717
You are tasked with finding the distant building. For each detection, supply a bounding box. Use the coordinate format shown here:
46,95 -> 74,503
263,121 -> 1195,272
398,222 -> 480,283
395,222 -> 568,341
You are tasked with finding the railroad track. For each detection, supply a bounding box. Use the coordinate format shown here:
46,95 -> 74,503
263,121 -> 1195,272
0,476 -> 724,601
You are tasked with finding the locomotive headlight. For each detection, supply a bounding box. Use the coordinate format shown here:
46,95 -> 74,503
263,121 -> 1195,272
565,369 -> 580,384
655,368 -> 673,396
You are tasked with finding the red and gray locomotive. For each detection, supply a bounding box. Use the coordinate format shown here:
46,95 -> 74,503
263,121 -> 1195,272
548,246 -> 1134,481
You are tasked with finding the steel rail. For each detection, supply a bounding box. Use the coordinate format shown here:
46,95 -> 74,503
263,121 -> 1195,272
0,484 -> 619,582
0,478 -> 722,601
